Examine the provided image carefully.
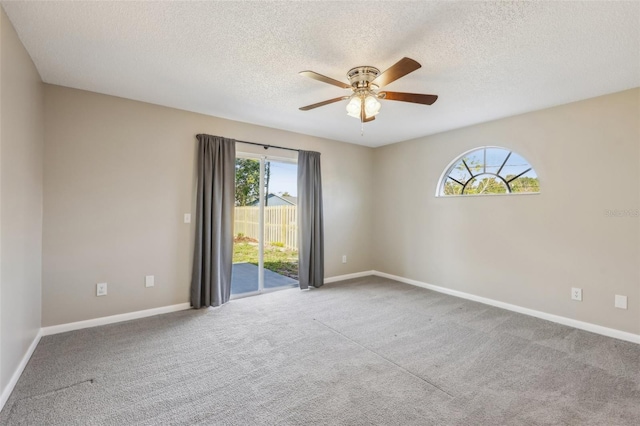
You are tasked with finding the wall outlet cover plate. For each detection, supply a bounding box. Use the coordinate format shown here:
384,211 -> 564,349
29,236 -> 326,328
97,282 -> 107,296
571,287 -> 582,301
615,295 -> 628,309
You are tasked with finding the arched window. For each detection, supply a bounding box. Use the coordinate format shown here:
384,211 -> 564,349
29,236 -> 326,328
437,147 -> 540,196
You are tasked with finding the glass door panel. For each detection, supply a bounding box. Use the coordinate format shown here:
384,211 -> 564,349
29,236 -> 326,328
231,157 -> 262,296
263,159 -> 298,290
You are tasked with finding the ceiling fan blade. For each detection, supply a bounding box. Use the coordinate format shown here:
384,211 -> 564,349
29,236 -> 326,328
371,57 -> 421,88
299,71 -> 351,89
299,96 -> 348,111
379,91 -> 438,105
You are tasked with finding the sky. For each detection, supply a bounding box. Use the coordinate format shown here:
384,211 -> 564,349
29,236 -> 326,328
266,160 -> 297,196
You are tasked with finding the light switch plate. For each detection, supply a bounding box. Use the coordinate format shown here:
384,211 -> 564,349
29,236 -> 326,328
184,213 -> 191,224
615,295 -> 628,309
145,275 -> 155,288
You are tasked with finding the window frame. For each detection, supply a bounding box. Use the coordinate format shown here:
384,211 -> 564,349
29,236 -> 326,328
435,146 -> 540,197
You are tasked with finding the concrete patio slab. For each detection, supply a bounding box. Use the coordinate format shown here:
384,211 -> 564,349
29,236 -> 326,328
231,262 -> 298,295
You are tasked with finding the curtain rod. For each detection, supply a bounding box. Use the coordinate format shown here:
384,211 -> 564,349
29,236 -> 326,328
236,139 -> 300,153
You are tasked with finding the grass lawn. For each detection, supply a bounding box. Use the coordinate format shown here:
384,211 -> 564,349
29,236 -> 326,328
233,237 -> 298,280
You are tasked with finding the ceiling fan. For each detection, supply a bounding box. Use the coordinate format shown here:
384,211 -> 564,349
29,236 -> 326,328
299,57 -> 438,123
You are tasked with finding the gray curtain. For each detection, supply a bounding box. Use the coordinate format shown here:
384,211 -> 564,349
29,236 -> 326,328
191,134 -> 236,308
297,150 -> 324,289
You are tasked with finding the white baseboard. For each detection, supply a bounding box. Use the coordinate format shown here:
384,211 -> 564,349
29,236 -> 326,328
41,303 -> 192,336
372,270 -> 640,345
324,270 -> 375,284
0,329 -> 42,413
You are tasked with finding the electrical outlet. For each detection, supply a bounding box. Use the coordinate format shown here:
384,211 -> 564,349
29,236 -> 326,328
96,282 -> 107,296
184,213 -> 191,224
571,287 -> 582,301
342,255 -> 347,264
615,295 -> 628,310
145,275 -> 155,288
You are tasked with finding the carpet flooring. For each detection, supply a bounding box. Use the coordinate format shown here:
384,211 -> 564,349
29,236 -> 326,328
1,276 -> 639,425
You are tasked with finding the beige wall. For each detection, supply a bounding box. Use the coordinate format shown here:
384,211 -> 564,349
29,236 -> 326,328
0,8 -> 44,394
42,85 -> 374,326
373,88 -> 640,335
39,73 -> 640,335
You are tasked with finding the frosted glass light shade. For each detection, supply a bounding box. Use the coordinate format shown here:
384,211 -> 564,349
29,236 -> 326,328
346,96 -> 361,118
364,95 -> 381,116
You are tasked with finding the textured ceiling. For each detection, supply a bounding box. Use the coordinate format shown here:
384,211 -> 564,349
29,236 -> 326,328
2,1 -> 639,147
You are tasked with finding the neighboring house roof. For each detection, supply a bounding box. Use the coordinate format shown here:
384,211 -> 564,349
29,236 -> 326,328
282,195 -> 297,205
249,194 -> 296,206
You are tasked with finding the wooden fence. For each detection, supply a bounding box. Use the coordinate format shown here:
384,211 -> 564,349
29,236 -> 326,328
234,205 -> 298,250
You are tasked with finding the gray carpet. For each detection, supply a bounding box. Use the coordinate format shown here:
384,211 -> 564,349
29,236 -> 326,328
1,276 -> 639,425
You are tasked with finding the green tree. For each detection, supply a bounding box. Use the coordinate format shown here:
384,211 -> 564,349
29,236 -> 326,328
444,175 -> 540,195
444,180 -> 463,195
234,159 -> 271,206
508,176 -> 540,193
235,159 -> 260,206
464,176 -> 508,194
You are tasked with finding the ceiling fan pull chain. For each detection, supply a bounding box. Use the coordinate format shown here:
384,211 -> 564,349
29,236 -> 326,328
361,122 -> 364,136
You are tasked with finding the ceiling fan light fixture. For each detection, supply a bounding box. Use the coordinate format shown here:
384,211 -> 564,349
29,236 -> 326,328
346,96 -> 361,118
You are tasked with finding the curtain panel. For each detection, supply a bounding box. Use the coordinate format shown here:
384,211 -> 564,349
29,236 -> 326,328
191,134 -> 236,308
297,150 -> 324,289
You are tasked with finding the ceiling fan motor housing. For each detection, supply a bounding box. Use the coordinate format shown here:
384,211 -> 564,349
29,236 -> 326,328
347,66 -> 380,90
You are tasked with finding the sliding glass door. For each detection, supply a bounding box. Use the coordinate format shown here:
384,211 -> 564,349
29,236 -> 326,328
231,154 -> 298,297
